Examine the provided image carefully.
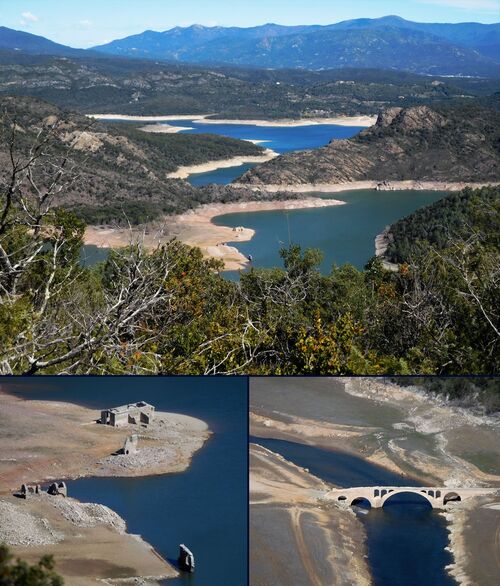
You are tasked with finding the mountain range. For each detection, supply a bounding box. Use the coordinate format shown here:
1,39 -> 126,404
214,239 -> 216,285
0,16 -> 499,77
92,16 -> 500,76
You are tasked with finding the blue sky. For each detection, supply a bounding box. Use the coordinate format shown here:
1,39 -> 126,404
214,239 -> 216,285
1,0 -> 499,47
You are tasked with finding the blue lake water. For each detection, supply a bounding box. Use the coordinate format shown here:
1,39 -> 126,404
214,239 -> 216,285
162,119 -> 363,155
251,436 -> 455,586
9,378 -> 248,586
89,119 -> 448,276
148,118 -> 364,186
216,189 -> 446,273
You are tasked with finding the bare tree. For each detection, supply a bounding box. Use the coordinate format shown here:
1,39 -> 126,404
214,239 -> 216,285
0,108 -> 176,374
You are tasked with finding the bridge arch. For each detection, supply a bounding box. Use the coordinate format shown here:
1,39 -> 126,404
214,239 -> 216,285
380,489 -> 434,508
350,496 -> 373,508
443,492 -> 461,505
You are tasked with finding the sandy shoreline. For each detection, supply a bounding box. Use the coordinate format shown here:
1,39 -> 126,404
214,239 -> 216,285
196,115 -> 377,127
139,122 -> 195,134
250,443 -> 371,586
88,113 -> 376,127
0,390 -> 210,584
237,179 -> 500,193
167,148 -> 278,179
85,197 -> 346,271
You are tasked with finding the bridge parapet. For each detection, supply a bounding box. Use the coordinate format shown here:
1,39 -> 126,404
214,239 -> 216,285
323,487 -> 498,509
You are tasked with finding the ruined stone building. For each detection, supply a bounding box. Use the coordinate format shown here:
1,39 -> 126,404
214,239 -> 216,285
100,401 -> 155,428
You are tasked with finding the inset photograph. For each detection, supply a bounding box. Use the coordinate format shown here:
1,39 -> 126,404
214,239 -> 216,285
250,377 -> 500,586
0,377 -> 248,585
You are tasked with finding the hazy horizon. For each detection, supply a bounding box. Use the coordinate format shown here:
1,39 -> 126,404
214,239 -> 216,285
2,0 -> 499,48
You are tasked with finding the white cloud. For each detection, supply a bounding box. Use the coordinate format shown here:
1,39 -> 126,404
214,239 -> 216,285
79,19 -> 93,28
21,11 -> 38,22
418,0 -> 500,11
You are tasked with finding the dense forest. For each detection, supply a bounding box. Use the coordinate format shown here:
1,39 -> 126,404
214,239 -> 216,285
386,186 -> 499,263
1,51 -> 499,119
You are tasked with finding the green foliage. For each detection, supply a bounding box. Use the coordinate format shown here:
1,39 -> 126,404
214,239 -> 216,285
0,544 -> 63,586
387,186 -> 500,263
1,52 -> 499,120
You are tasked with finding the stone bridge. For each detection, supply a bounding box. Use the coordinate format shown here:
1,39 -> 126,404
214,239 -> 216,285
324,486 -> 497,509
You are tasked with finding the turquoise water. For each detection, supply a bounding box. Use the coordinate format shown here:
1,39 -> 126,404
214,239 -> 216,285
80,244 -> 109,266
251,436 -> 455,586
10,378 -> 248,586
215,189 -> 447,273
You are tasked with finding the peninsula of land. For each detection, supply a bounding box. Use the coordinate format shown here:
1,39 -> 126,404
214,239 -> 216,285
238,106 -> 500,186
85,197 -> 346,271
0,389 -> 210,584
167,148 -> 278,179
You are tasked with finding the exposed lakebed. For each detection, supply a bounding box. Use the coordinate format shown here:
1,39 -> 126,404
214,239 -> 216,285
88,117 -> 448,273
11,378 -> 248,586
251,435 -> 455,586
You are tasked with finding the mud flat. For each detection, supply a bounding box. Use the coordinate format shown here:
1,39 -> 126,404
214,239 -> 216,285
84,197 -> 345,271
237,180 -> 500,193
250,377 -> 500,585
444,496 -> 500,586
250,443 -> 370,586
138,122 -> 195,134
0,495 -> 175,585
250,377 -> 500,485
0,390 -> 210,584
87,114 -> 208,122
197,115 -> 377,127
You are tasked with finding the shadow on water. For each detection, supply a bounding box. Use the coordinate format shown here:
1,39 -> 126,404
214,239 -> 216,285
251,435 -> 455,586
10,378 -> 248,586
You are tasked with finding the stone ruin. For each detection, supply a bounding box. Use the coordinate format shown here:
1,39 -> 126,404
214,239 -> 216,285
178,544 -> 195,572
17,481 -> 67,499
122,434 -> 139,456
100,401 -> 155,428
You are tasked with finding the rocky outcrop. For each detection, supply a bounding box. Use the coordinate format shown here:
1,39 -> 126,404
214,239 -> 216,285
238,105 -> 500,186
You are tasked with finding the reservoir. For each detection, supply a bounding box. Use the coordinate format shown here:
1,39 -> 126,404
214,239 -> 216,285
126,117 -> 365,186
250,435 -> 455,586
215,189 -> 446,272
11,378 -> 248,586
88,119 -> 448,273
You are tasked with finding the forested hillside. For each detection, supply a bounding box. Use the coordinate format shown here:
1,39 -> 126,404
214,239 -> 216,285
92,18 -> 500,76
385,186 -> 499,263
1,51 -> 499,119
0,96 -> 285,224
1,109 -> 497,377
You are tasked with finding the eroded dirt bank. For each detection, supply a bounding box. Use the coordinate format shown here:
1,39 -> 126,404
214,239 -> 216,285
250,443 -> 370,586
250,377 -> 500,585
0,390 -> 210,584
